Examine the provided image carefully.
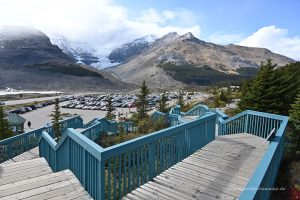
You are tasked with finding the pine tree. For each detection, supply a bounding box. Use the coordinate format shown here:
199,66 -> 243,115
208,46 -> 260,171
219,90 -> 228,102
118,124 -> 125,143
287,93 -> 300,157
238,59 -> 288,114
177,92 -> 185,108
51,98 -> 62,140
158,92 -> 168,113
0,106 -> 13,140
136,80 -> 150,120
105,97 -> 116,120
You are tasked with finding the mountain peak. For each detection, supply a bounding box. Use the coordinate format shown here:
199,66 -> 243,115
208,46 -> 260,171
0,26 -> 46,40
179,32 -> 203,44
181,32 -> 195,39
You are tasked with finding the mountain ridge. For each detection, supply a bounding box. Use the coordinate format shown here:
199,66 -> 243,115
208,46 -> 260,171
0,26 -> 132,91
107,32 -> 294,87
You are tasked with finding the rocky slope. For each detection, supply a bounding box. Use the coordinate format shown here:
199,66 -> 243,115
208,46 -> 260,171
108,35 -> 156,63
107,32 -> 294,88
0,26 -> 131,91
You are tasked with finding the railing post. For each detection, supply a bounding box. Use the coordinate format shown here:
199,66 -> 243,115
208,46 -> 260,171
148,142 -> 155,180
97,159 -> 105,200
244,114 -> 249,133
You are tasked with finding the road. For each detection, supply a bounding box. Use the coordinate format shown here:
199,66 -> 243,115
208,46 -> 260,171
4,96 -> 63,106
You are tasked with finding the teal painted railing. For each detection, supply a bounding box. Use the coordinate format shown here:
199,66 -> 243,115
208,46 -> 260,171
181,104 -> 210,117
39,128 -> 104,199
39,111 -> 216,200
0,116 -> 83,163
0,117 -> 83,163
81,121 -> 104,141
0,127 -> 45,163
218,110 -> 289,200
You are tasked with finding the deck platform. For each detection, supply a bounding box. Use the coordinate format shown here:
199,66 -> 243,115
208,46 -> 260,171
123,133 -> 269,200
0,147 -> 39,166
0,158 -> 93,200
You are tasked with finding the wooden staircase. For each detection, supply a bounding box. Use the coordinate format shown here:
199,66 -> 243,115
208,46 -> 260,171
0,158 -> 92,200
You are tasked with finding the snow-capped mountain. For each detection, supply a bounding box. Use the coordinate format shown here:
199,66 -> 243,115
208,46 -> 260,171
49,34 -> 158,68
50,37 -> 99,65
108,34 -> 157,63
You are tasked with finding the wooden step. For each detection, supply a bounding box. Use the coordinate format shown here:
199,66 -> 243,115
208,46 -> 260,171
0,158 -> 53,186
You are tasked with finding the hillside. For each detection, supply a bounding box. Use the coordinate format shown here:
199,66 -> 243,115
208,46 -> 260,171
107,32 -> 294,88
0,26 -> 132,91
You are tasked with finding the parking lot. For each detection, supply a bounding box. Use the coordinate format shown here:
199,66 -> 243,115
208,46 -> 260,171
9,92 -> 210,132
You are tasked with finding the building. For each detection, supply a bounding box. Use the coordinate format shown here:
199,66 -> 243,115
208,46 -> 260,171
6,113 -> 26,134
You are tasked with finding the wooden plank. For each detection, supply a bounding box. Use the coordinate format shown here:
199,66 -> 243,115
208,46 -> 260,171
187,153 -> 262,170
153,176 -> 229,200
0,171 -> 74,197
47,187 -> 88,200
146,181 -> 195,200
0,157 -> 46,169
23,182 -> 83,200
184,156 -> 259,173
123,133 -> 268,200
140,184 -> 174,200
162,169 -> 242,197
0,170 -> 72,191
0,179 -> 80,200
0,168 -> 53,186
180,159 -> 252,179
0,147 -> 40,165
0,162 -> 51,177
172,164 -> 248,186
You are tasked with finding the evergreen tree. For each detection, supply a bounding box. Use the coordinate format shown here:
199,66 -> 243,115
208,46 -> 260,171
214,96 -> 220,107
0,106 -> 13,140
51,98 -> 62,140
105,97 -> 116,120
118,123 -> 125,143
177,92 -> 185,108
158,92 -> 168,113
219,90 -> 228,102
136,80 -> 150,120
238,59 -> 289,114
287,93 -> 300,157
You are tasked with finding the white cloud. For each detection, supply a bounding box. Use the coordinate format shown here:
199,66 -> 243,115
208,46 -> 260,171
208,33 -> 244,44
239,25 -> 300,60
0,0 -> 201,55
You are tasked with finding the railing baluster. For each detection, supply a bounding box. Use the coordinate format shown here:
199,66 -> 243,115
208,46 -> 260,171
113,157 -> 117,200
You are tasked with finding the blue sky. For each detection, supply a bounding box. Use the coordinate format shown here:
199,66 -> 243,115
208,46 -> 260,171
117,0 -> 300,40
0,0 -> 299,59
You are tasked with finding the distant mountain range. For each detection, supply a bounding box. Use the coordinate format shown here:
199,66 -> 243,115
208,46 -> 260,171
0,26 -> 295,90
0,26 -> 132,91
106,32 -> 294,88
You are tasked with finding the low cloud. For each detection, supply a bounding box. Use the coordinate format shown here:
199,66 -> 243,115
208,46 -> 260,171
208,33 -> 245,45
239,25 -> 300,60
0,0 -> 201,55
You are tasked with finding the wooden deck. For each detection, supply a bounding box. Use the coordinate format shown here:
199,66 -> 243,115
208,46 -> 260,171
0,147 -> 40,166
0,157 -> 93,199
123,133 -> 269,200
